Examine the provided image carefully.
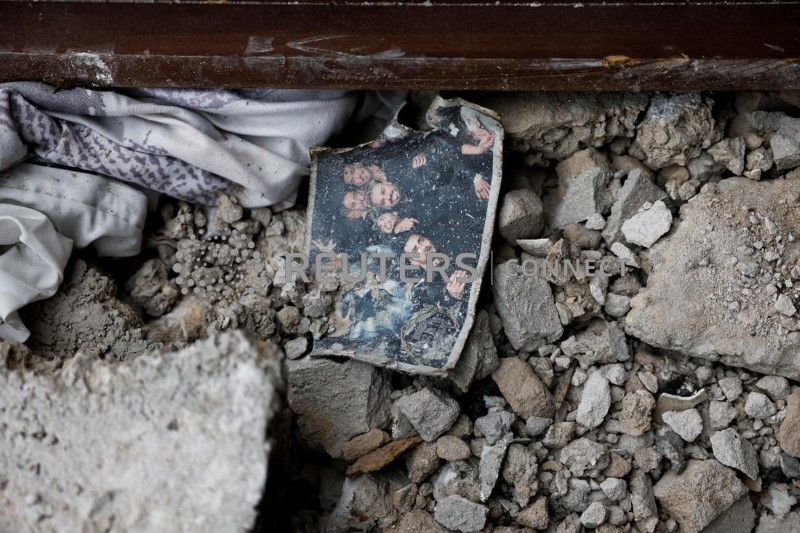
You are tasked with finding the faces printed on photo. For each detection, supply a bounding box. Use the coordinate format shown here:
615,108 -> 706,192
343,163 -> 386,186
404,233 -> 442,268
377,212 -> 417,234
370,182 -> 401,208
342,181 -> 403,220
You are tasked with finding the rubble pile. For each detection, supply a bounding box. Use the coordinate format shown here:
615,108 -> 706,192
3,91 -> 800,532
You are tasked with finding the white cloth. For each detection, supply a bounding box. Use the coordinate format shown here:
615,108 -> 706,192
0,164 -> 148,341
0,164 -> 147,256
0,204 -> 72,342
0,84 -> 403,208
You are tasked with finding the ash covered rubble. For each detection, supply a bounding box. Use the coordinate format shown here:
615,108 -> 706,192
5,91 -> 800,532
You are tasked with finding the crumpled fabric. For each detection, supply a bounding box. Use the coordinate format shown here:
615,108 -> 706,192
0,204 -> 72,342
0,164 -> 148,341
0,83 -> 401,208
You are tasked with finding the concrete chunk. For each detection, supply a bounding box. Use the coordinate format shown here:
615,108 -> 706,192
288,357 -> 391,457
0,332 -> 282,533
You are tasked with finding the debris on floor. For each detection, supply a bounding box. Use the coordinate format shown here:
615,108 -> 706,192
4,90 -> 800,532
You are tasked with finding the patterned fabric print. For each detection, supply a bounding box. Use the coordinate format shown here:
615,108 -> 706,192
5,91 -> 237,205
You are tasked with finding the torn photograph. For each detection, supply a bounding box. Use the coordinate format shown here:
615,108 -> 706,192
305,97 -> 504,374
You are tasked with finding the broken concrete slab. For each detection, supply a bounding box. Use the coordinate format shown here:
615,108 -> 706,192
395,388 -> 461,442
653,459 -> 748,533
492,357 -> 556,419
625,178 -> 800,379
634,93 -> 719,170
710,428 -> 759,480
288,357 -> 391,458
498,188 -> 545,244
479,92 -> 649,164
0,332 -> 282,533
620,200 -> 673,248
560,319 -> 630,366
492,260 -> 563,352
447,310 -> 499,394
602,168 -> 669,245
434,495 -> 488,533
546,148 -> 614,229
575,371 -> 611,429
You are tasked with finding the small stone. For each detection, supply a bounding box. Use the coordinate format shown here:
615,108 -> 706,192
448,310 -> 499,394
775,294 -> 797,317
708,137 -> 746,175
436,436 -> 471,462
479,434 -> 511,501
499,188 -> 545,243
396,510 -> 447,533
517,238 -> 554,257
756,375 -> 791,400
710,428 -> 759,480
701,495 -> 756,533
635,447 -> 664,473
634,93 -> 717,169
474,410 -> 515,445
434,495 -> 488,533
621,200 -> 673,248
600,478 -> 627,501
346,436 -> 424,477
662,409 -> 703,442
548,148 -> 613,229
502,443 -> 539,507
284,337 -> 308,360
619,390 -> 655,436
604,293 -> 631,318
744,391 -> 776,419
525,416 -> 553,437
396,388 -> 460,442
517,496 -> 549,530
492,357 -> 556,419
560,437 -> 609,476
709,401 -> 738,430
637,371 -> 659,394
610,242 -> 639,267
576,371 -> 612,429
601,363 -> 627,386
762,482 -> 798,518
216,194 -> 244,224
779,391 -> 800,457
630,469 -> 659,533
580,502 -> 607,528
656,430 -> 686,472
560,319 -> 630,366
780,452 -> 800,478
406,442 -> 442,483
585,213 -> 606,230
653,459 -> 748,533
432,460 -> 480,502
492,261 -> 563,352
719,377 -> 743,401
603,168 -> 669,245
542,422 -> 576,449
604,452 -> 632,478
342,429 -> 391,462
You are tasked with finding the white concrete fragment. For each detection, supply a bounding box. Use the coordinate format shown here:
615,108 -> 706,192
621,200 -> 673,248
576,371 -> 612,429
710,428 -> 759,480
0,332 -> 282,533
662,409 -> 703,442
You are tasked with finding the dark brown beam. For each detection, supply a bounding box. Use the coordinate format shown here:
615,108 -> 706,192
1,1 -> 799,90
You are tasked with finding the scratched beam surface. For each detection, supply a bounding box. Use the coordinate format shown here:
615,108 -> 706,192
1,1 -> 799,90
